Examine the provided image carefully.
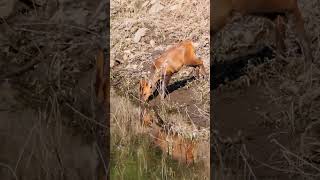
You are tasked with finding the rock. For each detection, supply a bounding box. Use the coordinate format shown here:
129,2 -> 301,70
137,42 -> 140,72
133,28 -> 148,43
150,0 -> 157,4
154,46 -> 164,51
125,64 -> 138,70
169,5 -> 179,11
193,42 -> 199,48
148,2 -> 164,14
150,40 -> 155,47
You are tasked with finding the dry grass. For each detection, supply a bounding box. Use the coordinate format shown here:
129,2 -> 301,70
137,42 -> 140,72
110,0 -> 210,107
213,0 -> 320,179
0,82 -> 98,180
110,1 -> 210,178
0,0 -> 106,134
0,1 -> 107,179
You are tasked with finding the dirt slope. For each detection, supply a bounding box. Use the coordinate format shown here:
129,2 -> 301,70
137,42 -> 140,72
110,0 -> 210,128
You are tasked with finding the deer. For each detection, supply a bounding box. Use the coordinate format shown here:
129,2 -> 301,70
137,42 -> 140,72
140,107 -> 198,164
152,128 -> 197,165
139,40 -> 206,102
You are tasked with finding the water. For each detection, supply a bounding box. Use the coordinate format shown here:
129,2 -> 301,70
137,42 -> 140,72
110,134 -> 207,180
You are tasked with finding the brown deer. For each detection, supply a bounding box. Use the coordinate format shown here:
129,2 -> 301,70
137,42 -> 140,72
140,107 -> 198,164
140,40 -> 206,102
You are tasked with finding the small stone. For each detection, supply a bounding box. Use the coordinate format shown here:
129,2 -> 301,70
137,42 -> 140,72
150,40 -> 155,47
133,28 -> 148,43
148,2 -> 164,14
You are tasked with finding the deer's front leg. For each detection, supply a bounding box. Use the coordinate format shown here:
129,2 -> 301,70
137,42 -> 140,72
160,75 -> 171,100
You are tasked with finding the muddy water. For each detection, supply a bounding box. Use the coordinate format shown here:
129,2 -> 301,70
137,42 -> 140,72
110,133 -> 207,180
110,88 -> 209,179
213,85 -> 300,179
141,109 -> 198,165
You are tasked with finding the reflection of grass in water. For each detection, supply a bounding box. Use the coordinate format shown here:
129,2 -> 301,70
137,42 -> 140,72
110,134 -> 205,180
110,88 -> 208,179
